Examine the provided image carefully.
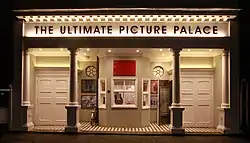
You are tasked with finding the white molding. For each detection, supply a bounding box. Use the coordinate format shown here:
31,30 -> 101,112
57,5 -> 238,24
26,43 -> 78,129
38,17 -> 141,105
18,15 -> 235,23
98,78 -> 107,109
35,67 -> 70,75
142,78 -> 150,109
169,68 -> 214,77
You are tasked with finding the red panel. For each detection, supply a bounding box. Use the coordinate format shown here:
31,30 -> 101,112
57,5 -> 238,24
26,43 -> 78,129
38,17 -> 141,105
113,60 -> 136,76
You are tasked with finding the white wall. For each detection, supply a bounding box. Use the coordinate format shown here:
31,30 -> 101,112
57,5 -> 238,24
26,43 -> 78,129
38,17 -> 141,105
35,57 -> 70,67
180,57 -> 213,68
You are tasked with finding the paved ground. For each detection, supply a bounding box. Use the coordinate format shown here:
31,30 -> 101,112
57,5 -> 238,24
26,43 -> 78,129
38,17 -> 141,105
0,133 -> 250,143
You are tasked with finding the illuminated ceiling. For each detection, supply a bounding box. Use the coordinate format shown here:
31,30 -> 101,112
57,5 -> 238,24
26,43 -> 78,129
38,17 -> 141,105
29,48 -> 223,62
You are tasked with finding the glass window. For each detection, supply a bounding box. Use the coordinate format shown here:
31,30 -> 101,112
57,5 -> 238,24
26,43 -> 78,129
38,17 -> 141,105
112,78 -> 137,108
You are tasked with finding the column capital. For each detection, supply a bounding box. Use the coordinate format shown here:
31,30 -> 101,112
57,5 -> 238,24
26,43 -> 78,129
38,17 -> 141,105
170,48 -> 182,54
68,48 -> 79,53
222,48 -> 230,56
23,47 -> 29,52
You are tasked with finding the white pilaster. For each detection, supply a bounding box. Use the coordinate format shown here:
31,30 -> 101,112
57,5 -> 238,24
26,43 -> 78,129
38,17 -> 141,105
217,48 -> 230,133
221,49 -> 230,108
23,48 -> 31,106
21,48 -> 34,131
169,48 -> 185,134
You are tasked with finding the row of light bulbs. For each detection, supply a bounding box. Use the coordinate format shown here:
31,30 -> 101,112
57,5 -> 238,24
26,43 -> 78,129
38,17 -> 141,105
37,48 -> 213,56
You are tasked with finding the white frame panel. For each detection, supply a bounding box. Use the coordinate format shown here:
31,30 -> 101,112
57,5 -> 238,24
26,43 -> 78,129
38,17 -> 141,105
111,77 -> 137,108
98,78 -> 107,109
142,78 -> 150,109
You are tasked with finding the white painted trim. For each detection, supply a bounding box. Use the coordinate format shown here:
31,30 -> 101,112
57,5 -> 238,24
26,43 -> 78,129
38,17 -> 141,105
157,79 -> 160,125
36,67 -> 70,76
98,78 -> 107,109
211,77 -> 214,127
141,78 -> 150,109
19,14 -> 235,23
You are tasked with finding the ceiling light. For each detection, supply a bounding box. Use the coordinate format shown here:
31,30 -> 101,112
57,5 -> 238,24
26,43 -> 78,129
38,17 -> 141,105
108,49 -> 111,52
83,53 -> 86,56
60,48 -> 63,51
86,48 -> 90,51
136,50 -> 139,52
168,48 -> 170,51
160,49 -> 162,51
209,49 -> 212,51
162,53 -> 164,56
188,49 -> 191,51
38,48 -> 42,51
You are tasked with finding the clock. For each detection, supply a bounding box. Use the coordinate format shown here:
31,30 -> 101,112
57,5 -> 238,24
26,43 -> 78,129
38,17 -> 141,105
153,66 -> 164,78
85,66 -> 97,77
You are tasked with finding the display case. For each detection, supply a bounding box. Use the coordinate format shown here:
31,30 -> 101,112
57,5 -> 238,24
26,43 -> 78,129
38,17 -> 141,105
99,78 -> 107,109
111,77 -> 137,108
142,78 -> 150,109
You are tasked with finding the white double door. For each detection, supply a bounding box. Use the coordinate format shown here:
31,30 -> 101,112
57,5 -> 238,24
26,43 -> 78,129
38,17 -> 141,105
36,74 -> 69,126
180,74 -> 213,127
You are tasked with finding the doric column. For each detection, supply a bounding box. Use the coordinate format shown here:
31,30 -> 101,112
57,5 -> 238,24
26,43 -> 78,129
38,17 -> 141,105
69,47 -> 78,104
221,49 -> 230,108
21,47 -> 34,131
172,48 -> 181,106
65,47 -> 80,132
169,48 -> 185,134
217,48 -> 230,133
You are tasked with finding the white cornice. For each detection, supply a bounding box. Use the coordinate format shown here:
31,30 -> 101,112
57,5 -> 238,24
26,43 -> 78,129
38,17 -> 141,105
17,15 -> 236,23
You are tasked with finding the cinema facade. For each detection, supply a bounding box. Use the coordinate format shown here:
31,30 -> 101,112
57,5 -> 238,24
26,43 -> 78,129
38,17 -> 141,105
12,8 -> 240,134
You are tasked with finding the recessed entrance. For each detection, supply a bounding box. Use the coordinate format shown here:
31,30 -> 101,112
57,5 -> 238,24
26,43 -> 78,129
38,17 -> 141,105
29,48 -> 222,129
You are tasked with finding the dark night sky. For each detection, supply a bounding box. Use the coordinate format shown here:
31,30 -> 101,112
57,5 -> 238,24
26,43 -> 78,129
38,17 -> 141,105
12,0 -> 239,9
0,0 -> 249,87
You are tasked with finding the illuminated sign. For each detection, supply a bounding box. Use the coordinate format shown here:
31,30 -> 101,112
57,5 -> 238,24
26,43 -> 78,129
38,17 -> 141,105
23,22 -> 229,37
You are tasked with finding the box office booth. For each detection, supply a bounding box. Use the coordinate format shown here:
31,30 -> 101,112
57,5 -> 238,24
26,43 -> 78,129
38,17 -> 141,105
12,8 -> 240,134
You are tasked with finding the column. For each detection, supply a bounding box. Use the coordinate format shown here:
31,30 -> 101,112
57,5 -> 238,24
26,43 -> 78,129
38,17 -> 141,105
221,49 -> 230,108
169,48 -> 185,134
65,47 -> 81,132
217,48 -> 230,133
21,47 -> 34,131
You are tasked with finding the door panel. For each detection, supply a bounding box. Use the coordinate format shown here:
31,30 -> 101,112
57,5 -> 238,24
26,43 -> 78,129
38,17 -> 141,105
182,105 -> 194,127
37,78 -> 54,125
54,78 -> 69,125
195,78 -> 213,127
181,76 -> 213,128
181,78 -> 196,127
37,75 -> 69,125
196,105 -> 212,127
